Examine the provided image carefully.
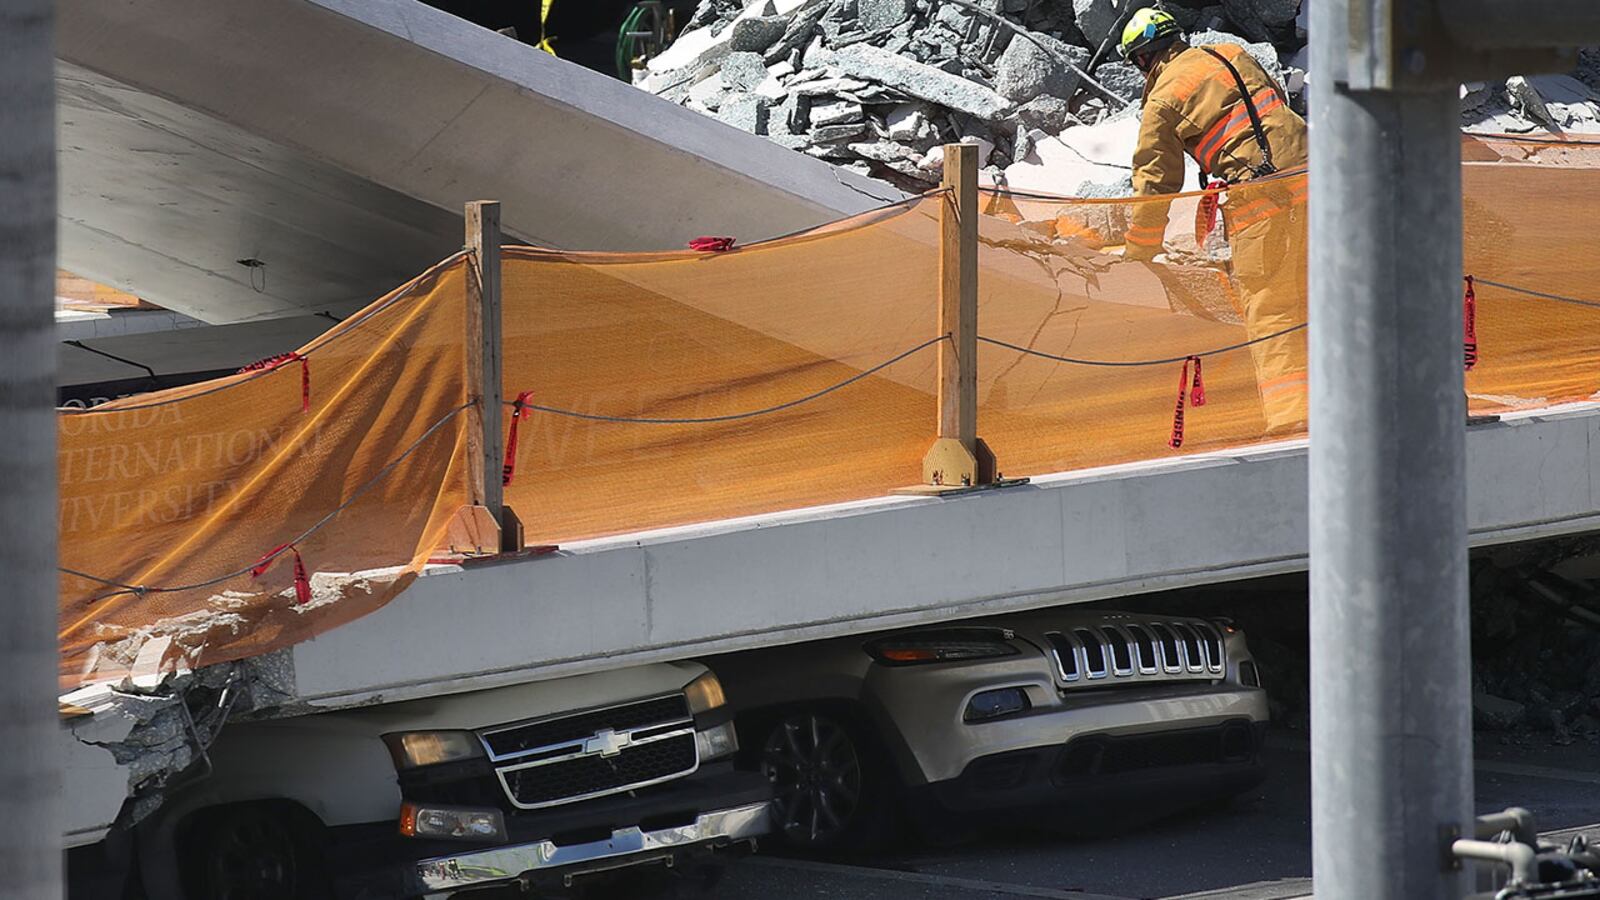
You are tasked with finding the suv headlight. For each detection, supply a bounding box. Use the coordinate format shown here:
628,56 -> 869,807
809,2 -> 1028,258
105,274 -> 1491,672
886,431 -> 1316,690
685,671 -> 726,714
865,628 -> 1020,666
384,731 -> 484,770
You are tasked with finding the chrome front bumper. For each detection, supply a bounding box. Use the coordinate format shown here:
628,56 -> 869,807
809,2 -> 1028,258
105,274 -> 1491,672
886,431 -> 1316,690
414,801 -> 770,893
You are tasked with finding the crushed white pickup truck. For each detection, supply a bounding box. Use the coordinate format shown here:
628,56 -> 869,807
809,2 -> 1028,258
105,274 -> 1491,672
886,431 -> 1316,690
63,654 -> 768,899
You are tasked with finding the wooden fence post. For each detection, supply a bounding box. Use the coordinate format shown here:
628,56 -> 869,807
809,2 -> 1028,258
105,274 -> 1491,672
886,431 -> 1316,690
917,142 -> 995,489
465,200 -> 523,551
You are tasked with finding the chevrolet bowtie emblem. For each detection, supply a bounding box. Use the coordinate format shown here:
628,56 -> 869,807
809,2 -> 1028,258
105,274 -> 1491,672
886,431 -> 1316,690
584,728 -> 630,757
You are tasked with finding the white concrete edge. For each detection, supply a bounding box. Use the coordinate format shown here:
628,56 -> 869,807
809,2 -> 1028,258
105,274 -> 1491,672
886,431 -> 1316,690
293,556 -> 1309,711
285,401 -> 1600,712
56,308 -> 208,343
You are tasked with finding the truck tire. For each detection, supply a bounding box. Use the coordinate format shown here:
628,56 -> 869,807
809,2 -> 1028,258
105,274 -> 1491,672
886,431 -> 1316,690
178,803 -> 332,900
754,708 -> 898,854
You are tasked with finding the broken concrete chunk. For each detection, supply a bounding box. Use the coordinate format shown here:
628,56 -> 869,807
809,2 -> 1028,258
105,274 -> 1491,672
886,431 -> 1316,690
1092,61 -> 1145,103
648,20 -> 733,75
721,51 -> 771,91
730,14 -> 790,52
847,140 -> 919,162
802,35 -> 837,68
1460,81 -> 1495,116
755,75 -> 790,101
1473,692 -> 1526,731
858,0 -> 913,30
833,44 -> 1012,119
994,32 -> 1091,104
718,94 -> 772,133
806,141 -> 861,159
1012,127 -> 1035,163
1506,76 -> 1559,131
886,102 -> 931,141
1073,172 -> 1134,197
1071,0 -> 1123,47
790,76 -> 872,95
688,72 -> 730,110
812,121 -> 871,142
934,4 -> 975,35
766,3 -> 830,63
1015,94 -> 1077,135
811,99 -> 866,126
1220,0 -> 1302,44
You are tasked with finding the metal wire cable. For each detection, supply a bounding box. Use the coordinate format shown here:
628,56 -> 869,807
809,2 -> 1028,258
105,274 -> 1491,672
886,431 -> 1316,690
978,323 -> 1306,367
508,335 -> 948,424
1474,278 -> 1600,311
59,401 -> 473,604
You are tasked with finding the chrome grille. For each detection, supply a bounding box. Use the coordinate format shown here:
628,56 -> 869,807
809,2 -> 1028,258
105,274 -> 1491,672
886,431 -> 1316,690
1047,621 -> 1226,687
479,694 -> 698,810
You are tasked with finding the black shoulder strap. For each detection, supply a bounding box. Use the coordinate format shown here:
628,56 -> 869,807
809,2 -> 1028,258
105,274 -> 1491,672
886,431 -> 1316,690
1200,47 -> 1276,177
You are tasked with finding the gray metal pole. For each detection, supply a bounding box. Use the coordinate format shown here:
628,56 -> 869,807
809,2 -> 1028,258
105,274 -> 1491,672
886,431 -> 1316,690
0,0 -> 64,897
1308,1 -> 1473,898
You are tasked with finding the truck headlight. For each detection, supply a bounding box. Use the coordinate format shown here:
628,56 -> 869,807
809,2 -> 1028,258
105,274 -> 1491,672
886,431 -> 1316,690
384,731 -> 484,770
400,802 -> 505,841
684,671 -> 726,714
695,720 -> 739,761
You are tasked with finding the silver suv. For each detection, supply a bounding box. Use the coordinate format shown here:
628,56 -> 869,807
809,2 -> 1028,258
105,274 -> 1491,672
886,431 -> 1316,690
707,609 -> 1268,849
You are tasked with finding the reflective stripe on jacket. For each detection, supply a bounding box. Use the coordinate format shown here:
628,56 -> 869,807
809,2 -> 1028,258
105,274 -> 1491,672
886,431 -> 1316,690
1129,42 -> 1308,244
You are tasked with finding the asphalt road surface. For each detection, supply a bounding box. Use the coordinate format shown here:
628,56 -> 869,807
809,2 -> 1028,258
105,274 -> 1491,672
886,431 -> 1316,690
705,732 -> 1600,900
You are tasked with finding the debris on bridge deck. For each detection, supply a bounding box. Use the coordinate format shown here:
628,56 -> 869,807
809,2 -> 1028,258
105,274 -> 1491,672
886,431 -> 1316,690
638,0 -> 1600,195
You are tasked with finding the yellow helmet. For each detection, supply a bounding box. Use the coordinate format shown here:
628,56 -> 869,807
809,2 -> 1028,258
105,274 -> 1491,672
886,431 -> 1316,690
1119,8 -> 1182,62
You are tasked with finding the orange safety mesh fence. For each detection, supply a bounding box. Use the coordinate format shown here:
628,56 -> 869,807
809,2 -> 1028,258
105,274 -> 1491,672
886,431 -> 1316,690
58,256 -> 474,688
974,171 -> 1307,472
498,197 -> 942,542
56,138 -> 1600,685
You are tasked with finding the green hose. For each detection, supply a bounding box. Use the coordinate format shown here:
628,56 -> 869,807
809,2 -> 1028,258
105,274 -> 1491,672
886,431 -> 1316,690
615,5 -> 646,80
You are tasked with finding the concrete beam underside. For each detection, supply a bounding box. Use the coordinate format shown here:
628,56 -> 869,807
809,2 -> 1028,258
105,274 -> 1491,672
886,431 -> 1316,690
55,0 -> 899,325
288,403 -> 1600,711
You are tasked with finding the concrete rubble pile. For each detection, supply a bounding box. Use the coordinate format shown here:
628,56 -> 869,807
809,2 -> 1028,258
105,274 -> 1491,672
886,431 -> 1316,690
1468,559 -> 1600,747
639,0 -> 1600,195
636,0 -> 1300,193
61,645 -> 295,827
1461,62 -> 1600,136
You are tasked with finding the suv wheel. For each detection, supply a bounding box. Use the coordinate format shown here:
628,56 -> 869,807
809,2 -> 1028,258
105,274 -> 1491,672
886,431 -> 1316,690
758,711 -> 894,852
181,804 -> 330,900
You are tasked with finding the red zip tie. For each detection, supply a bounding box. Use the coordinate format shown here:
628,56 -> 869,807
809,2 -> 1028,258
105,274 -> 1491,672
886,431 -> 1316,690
1463,275 -> 1478,371
239,351 -> 310,412
1168,356 -> 1206,449
688,236 -> 736,252
1195,180 -> 1227,245
251,542 -> 311,606
502,390 -> 533,487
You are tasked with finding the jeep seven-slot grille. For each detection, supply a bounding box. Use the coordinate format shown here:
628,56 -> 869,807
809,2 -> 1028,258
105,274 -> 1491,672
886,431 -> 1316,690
503,733 -> 698,807
481,694 -> 690,759
1046,621 -> 1227,687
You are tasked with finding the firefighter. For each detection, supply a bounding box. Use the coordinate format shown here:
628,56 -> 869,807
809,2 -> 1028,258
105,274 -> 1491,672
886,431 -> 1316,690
1119,8 -> 1310,435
